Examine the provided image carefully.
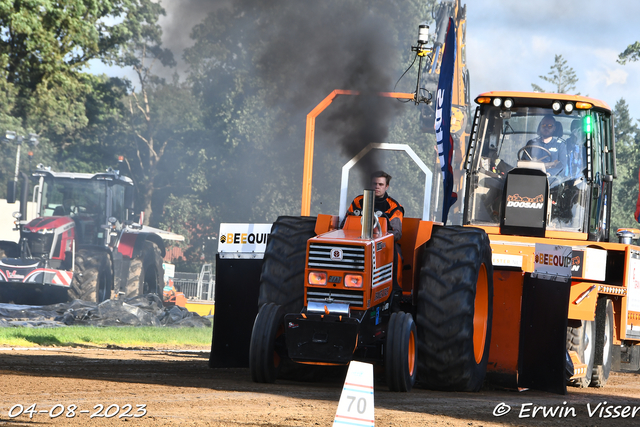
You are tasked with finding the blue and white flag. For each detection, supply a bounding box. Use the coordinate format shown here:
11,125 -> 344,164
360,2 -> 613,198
434,17 -> 457,224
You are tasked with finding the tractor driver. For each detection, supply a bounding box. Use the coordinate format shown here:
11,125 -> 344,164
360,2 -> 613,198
345,171 -> 405,298
345,171 -> 404,241
53,191 -> 75,216
522,115 -> 568,178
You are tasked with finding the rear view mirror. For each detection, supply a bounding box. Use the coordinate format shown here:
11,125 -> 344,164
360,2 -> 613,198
7,181 -> 17,204
124,186 -> 134,210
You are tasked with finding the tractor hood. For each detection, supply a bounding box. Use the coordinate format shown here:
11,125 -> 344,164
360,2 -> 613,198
23,216 -> 74,234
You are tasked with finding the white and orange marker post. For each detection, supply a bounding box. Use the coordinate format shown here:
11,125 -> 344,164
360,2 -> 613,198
332,361 -> 375,427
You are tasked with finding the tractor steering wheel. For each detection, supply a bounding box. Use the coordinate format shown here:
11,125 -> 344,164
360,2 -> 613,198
517,145 -> 553,163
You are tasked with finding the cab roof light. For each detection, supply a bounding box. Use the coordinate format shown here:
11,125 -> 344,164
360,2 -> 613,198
476,96 -> 491,104
552,101 -> 562,112
564,103 -> 574,114
492,97 -> 502,107
503,98 -> 514,109
575,102 -> 593,110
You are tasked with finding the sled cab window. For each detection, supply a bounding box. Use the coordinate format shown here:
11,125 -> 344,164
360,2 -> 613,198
466,105 -> 589,232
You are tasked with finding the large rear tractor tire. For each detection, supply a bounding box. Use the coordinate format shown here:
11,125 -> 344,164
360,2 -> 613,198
258,216 -> 316,314
591,298 -> 614,387
416,226 -> 493,392
250,303 -> 285,383
125,240 -> 164,298
69,249 -> 112,303
385,311 -> 418,392
567,319 -> 596,388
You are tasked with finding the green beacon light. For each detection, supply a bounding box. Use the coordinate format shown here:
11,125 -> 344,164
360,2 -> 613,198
584,115 -> 592,134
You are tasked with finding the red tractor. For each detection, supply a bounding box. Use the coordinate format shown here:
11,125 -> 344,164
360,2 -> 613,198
0,165 -> 171,304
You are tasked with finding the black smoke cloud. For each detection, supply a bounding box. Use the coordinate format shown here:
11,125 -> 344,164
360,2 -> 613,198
157,0 -> 414,218
249,0 -> 406,184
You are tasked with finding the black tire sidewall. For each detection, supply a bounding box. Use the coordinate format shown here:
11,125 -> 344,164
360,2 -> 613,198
386,311 -> 417,392
141,240 -> 164,296
250,303 -> 284,383
567,320 -> 595,387
257,216 -> 316,313
591,298 -> 614,386
602,300 -> 614,380
97,254 -> 113,302
385,312 -> 399,391
70,249 -> 110,302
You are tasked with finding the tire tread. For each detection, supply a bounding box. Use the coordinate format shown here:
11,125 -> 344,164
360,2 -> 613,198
416,226 -> 493,392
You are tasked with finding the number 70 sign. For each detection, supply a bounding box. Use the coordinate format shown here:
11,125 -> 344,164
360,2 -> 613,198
333,361 -> 375,427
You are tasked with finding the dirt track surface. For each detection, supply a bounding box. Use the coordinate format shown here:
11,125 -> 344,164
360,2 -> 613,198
1,348 -> 640,426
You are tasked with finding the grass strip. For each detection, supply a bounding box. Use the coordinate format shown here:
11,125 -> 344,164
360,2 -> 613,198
0,325 -> 213,349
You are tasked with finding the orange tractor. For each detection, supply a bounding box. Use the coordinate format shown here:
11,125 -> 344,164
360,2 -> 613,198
247,89 -> 640,395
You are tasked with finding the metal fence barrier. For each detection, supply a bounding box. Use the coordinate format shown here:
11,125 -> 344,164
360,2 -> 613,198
172,267 -> 215,301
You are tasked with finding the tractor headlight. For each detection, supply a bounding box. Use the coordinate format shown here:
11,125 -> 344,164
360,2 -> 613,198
308,271 -> 327,286
564,102 -> 574,114
344,274 -> 363,288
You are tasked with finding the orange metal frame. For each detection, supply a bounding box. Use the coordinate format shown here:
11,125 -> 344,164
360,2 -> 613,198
301,90 -> 415,216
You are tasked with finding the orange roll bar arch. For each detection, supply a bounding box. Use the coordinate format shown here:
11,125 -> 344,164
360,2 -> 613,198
301,90 -> 415,216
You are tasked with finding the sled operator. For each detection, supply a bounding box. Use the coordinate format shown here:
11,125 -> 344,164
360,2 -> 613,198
523,114 -> 568,177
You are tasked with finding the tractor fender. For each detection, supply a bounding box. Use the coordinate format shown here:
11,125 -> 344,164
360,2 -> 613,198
116,231 -> 166,260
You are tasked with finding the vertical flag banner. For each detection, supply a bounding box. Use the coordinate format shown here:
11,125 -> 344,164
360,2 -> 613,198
635,168 -> 640,223
434,17 -> 457,224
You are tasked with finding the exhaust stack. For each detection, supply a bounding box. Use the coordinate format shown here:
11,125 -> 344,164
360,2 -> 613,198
361,189 -> 375,240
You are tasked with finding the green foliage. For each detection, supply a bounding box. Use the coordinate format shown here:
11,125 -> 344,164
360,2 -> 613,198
160,194 -> 217,271
110,0 -> 183,227
121,78 -> 204,226
183,0 -> 435,230
618,41 -> 640,65
610,98 -> 640,234
0,0 -> 171,138
531,54 -> 579,94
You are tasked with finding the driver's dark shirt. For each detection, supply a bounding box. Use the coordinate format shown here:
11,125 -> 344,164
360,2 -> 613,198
525,136 -> 568,176
347,193 -> 404,241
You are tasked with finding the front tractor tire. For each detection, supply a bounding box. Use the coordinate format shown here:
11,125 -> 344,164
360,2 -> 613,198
385,311 -> 418,392
250,303 -> 285,383
567,319 -> 596,387
69,249 -> 112,303
416,226 -> 493,392
258,216 -> 317,313
126,240 -> 165,298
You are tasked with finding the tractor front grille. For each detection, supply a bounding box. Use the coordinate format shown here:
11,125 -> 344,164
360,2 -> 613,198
308,243 -> 365,271
23,233 -> 53,258
306,288 -> 364,308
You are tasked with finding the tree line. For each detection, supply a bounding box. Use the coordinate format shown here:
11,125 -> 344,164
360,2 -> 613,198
0,1 -> 638,271
530,53 -> 640,235
0,0 -> 435,271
